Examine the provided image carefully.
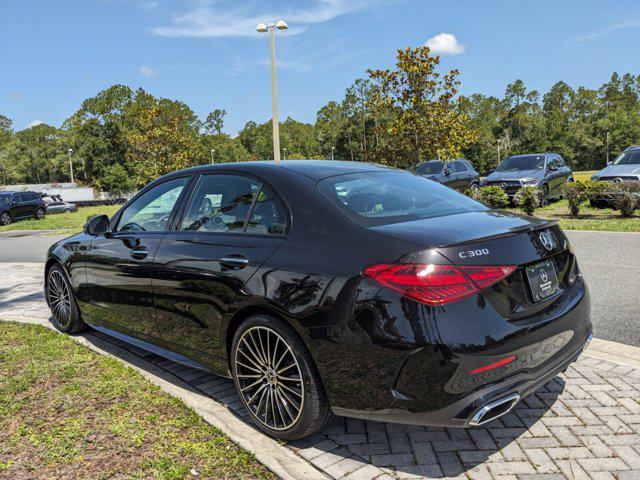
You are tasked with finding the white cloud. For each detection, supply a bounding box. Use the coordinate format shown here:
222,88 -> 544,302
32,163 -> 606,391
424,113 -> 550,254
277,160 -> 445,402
27,119 -> 43,128
151,0 -> 375,38
139,65 -> 157,77
424,33 -> 465,55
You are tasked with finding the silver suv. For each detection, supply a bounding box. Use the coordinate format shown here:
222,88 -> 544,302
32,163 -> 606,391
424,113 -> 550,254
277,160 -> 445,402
592,146 -> 640,183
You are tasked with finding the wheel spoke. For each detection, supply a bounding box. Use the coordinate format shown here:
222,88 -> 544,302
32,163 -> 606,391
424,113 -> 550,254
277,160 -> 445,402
240,338 -> 266,369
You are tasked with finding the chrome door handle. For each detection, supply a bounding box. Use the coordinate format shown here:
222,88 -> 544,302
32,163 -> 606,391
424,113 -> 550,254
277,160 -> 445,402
220,256 -> 249,269
130,246 -> 149,259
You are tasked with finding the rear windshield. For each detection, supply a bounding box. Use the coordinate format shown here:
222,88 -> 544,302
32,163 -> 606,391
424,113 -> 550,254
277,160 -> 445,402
319,171 -> 487,227
416,161 -> 443,175
613,151 -> 640,165
496,155 -> 545,171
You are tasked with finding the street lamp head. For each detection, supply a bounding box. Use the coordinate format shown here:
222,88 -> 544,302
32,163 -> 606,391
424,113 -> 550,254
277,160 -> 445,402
275,20 -> 288,30
68,148 -> 73,153
256,23 -> 268,33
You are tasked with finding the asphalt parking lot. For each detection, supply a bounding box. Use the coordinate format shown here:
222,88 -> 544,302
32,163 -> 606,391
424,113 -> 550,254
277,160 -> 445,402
0,229 -> 638,347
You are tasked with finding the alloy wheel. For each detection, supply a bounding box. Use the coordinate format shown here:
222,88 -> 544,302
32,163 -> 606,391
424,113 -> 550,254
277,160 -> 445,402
234,326 -> 304,431
36,208 -> 45,219
48,270 -> 72,328
0,213 -> 10,226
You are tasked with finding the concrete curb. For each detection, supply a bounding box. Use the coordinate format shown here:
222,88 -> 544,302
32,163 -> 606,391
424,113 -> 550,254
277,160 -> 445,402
586,337 -> 640,369
1,316 -> 329,480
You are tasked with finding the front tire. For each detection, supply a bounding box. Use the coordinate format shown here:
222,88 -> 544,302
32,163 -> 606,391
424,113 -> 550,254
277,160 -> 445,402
231,315 -> 332,440
539,185 -> 549,206
46,265 -> 85,334
0,212 -> 10,226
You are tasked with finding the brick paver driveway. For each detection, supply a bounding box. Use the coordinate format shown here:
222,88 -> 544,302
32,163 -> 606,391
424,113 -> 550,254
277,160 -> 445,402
2,263 -> 640,479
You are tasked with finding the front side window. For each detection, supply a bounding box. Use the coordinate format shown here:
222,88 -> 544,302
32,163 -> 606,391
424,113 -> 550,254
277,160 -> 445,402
452,161 -> 467,173
180,175 -> 259,233
117,177 -> 188,232
319,171 -> 487,227
613,151 -> 640,165
0,194 -> 10,206
496,155 -> 545,171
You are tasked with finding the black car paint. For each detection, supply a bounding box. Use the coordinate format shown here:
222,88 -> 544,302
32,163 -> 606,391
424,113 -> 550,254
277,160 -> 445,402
482,154 -> 573,199
0,191 -> 46,221
46,161 -> 591,427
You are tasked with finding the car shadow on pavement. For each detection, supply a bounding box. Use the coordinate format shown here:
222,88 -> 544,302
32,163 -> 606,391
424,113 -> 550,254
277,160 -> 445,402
69,320 -> 564,479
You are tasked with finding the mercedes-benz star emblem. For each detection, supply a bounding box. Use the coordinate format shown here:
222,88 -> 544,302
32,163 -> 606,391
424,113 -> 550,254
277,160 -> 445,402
540,269 -> 548,283
539,231 -> 554,251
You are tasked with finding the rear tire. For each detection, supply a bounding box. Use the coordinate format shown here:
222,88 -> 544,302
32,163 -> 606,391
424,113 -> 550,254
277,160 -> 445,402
46,265 -> 85,334
35,207 -> 45,220
0,212 -> 10,226
231,314 -> 332,440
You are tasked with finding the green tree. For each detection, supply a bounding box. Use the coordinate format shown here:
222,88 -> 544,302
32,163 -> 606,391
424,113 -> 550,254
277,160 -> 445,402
367,46 -> 478,169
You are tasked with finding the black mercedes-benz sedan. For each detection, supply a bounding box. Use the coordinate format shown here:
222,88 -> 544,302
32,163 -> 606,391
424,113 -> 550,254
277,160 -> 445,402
45,160 -> 591,440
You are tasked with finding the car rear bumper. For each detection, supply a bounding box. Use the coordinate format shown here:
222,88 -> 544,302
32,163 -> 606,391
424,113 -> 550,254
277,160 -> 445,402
332,330 -> 591,427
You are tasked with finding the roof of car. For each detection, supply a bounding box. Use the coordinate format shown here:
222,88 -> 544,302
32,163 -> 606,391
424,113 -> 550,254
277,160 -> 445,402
162,160 -> 400,181
0,190 -> 37,194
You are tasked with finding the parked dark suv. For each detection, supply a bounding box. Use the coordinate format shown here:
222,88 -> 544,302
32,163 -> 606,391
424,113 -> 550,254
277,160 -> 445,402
0,191 -> 47,225
416,159 -> 480,191
481,153 -> 573,204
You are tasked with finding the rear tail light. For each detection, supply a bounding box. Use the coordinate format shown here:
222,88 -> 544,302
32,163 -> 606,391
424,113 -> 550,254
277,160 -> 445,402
363,263 -> 516,306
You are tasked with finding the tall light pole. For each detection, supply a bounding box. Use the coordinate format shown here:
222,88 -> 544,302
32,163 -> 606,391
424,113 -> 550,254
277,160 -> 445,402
257,20 -> 288,164
331,146 -> 335,160
67,148 -> 75,185
283,148 -> 287,160
210,149 -> 215,164
606,132 -> 610,165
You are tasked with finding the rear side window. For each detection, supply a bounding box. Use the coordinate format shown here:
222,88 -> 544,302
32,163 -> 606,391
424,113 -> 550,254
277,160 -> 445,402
246,186 -> 287,235
319,171 -> 487,227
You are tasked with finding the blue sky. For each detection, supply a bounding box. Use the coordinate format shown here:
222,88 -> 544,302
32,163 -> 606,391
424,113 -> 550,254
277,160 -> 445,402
1,0 -> 639,134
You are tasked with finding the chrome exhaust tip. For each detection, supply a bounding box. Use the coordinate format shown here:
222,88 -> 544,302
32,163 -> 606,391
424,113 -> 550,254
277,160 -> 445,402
469,393 -> 520,426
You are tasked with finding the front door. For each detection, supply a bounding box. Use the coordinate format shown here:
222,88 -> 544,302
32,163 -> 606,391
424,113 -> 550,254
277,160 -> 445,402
79,176 -> 190,338
152,173 -> 287,359
12,193 -> 31,218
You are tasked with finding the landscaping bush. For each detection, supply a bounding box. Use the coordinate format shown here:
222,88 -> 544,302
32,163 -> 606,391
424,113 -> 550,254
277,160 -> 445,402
613,191 -> 639,217
514,186 -> 539,216
563,181 -> 587,217
470,186 -> 510,209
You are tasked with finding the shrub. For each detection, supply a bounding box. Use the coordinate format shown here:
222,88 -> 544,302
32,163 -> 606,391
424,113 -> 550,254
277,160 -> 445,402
471,186 -> 509,209
613,191 -> 639,217
514,186 -> 539,216
563,181 -> 587,217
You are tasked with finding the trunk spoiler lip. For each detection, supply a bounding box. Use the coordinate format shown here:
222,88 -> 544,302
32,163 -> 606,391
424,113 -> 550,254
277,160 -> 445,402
436,218 -> 558,249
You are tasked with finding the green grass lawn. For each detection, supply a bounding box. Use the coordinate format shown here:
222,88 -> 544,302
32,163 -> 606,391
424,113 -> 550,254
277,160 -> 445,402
0,321 -> 274,480
526,198 -> 640,232
571,170 -> 598,182
0,205 -> 121,235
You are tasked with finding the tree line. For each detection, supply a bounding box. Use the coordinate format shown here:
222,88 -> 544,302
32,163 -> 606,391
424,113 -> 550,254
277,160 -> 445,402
1,46 -> 638,192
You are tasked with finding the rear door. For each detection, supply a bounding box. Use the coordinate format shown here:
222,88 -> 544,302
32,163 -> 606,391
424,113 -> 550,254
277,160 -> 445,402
80,175 -> 191,337
152,173 -> 287,358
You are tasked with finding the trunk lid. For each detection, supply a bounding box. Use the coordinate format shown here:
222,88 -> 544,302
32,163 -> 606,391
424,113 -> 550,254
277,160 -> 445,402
370,210 -> 580,321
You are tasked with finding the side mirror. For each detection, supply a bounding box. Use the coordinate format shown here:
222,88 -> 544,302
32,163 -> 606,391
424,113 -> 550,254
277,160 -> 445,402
547,164 -> 557,172
84,214 -> 111,236
443,167 -> 451,176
